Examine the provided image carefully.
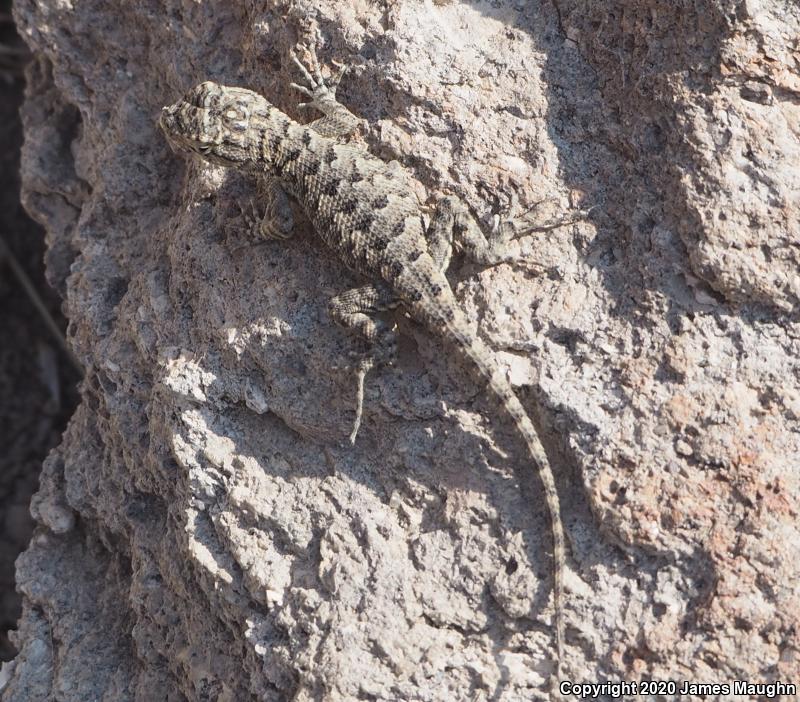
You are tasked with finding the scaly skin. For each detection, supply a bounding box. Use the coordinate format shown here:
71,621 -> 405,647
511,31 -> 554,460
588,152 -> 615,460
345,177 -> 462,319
160,50 -> 569,690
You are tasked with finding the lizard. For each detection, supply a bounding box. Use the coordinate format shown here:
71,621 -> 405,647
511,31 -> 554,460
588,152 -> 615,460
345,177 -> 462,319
159,45 -> 570,690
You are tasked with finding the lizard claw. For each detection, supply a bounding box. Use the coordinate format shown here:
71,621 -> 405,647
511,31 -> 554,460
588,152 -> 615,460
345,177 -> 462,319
289,46 -> 317,88
289,82 -> 314,98
511,206 -> 595,238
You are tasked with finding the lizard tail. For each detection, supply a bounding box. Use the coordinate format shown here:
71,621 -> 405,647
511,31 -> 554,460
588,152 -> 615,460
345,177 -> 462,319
448,325 -> 566,683
487,362 -> 565,686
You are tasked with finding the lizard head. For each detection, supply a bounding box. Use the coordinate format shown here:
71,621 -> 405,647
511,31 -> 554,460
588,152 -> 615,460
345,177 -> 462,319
159,81 -> 260,167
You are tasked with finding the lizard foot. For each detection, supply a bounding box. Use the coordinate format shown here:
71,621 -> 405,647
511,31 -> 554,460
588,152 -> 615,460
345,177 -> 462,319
328,283 -> 399,443
225,179 -> 295,249
475,193 -> 593,269
289,44 -> 348,113
497,194 -> 594,241
345,339 -> 396,445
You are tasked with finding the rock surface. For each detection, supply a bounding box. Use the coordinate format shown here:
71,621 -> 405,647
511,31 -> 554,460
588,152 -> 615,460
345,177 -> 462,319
3,0 -> 798,700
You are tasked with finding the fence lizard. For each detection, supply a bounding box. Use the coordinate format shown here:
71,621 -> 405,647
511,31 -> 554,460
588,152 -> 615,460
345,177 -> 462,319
160,46 -> 570,689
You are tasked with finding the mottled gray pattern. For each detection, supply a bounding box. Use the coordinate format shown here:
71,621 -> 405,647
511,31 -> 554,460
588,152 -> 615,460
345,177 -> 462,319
159,48 -> 568,688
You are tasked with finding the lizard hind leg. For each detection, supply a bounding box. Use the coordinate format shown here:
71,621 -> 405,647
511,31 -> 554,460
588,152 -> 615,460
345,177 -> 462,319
328,283 -> 399,443
423,197 -> 456,271
433,193 -> 588,269
430,195 -> 511,267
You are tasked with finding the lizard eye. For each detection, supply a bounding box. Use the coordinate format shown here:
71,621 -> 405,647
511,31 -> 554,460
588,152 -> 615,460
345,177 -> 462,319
223,104 -> 249,132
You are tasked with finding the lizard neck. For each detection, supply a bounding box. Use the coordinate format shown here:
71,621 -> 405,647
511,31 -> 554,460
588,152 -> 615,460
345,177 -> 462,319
249,111 -> 306,180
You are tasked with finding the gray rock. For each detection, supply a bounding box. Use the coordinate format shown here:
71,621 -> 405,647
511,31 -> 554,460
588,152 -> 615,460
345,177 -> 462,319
4,0 -> 798,699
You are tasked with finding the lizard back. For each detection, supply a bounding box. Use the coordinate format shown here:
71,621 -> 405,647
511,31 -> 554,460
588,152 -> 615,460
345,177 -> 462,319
160,78 -> 568,686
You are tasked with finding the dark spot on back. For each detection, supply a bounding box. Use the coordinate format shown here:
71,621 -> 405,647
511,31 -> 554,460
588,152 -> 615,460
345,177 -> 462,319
389,261 -> 404,280
408,289 -> 423,303
391,220 -> 406,238
269,132 -> 283,153
373,236 -> 390,251
322,177 -> 341,196
349,167 -> 364,184
325,145 -> 337,164
407,249 -> 422,262
301,131 -> 312,147
372,194 -> 389,210
430,283 -> 443,296
285,148 -> 301,162
305,160 -> 319,176
339,198 -> 358,215
453,220 -> 467,236
355,212 -> 375,231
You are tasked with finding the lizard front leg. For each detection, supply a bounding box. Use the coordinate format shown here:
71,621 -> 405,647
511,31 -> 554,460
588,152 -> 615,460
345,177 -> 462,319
328,283 -> 399,443
241,47 -> 362,244
254,177 -> 295,240
228,176 -> 296,249
236,46 -> 362,245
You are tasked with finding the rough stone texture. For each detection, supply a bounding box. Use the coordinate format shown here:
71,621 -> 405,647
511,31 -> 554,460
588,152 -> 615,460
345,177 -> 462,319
3,0 -> 798,700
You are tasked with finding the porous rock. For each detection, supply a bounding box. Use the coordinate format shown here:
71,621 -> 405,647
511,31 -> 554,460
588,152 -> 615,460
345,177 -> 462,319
3,1 -> 798,699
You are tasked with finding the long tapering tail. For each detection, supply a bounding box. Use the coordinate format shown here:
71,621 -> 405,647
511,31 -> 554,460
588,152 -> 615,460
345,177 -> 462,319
447,322 -> 566,684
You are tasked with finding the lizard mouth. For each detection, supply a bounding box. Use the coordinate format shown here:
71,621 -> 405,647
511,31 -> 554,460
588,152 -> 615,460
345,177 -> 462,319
158,104 -> 191,153
157,105 -> 180,150
158,102 -> 211,150
158,105 -> 176,132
